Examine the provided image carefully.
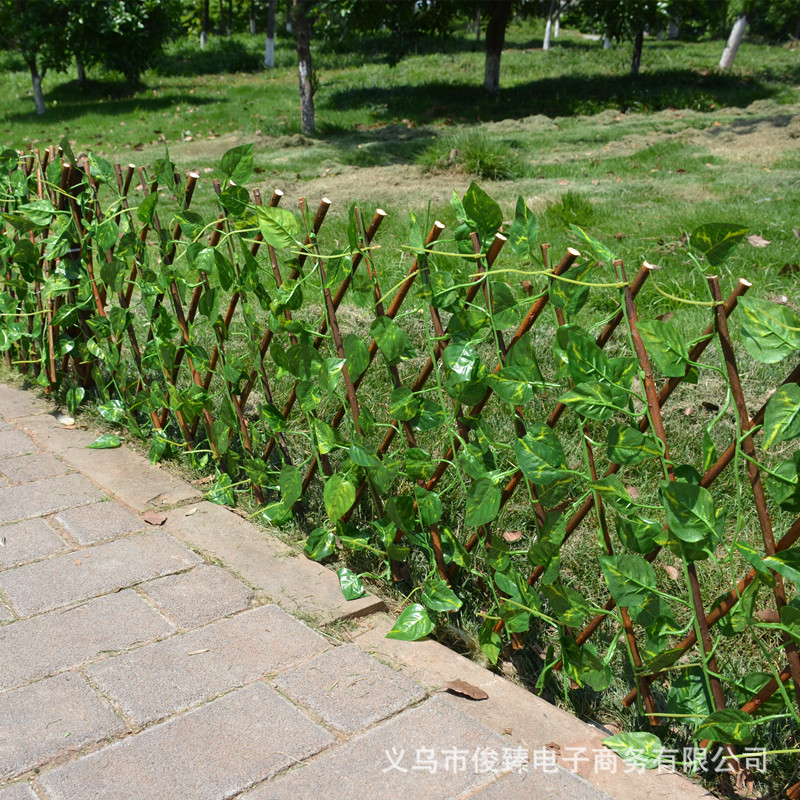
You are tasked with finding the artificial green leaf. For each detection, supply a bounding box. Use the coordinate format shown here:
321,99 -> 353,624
386,495 -> 416,533
667,667 -> 712,720
279,465 -> 302,506
559,381 -> 620,420
462,181 -> 503,243
485,367 -> 533,406
763,548 -> 800,587
615,513 -> 661,555
638,319 -> 689,378
689,222 -> 748,267
304,527 -> 335,561
465,478 -> 501,528
87,433 -> 121,449
97,399 -> 124,423
87,152 -> 115,184
386,603 -> 434,640
370,317 -> 410,366
256,206 -> 301,249
606,424 -> 661,465
694,709 -> 754,745
603,732 -> 664,770
207,472 -> 235,505
599,554 -> 657,610
570,225 -> 616,264
323,474 -> 355,521
390,387 -> 419,421
766,451 -> 800,512
218,184 -> 250,217
738,298 -> 800,364
411,399 -> 446,432
66,386 -> 85,415
343,333 -> 369,382
421,579 -> 463,612
337,567 -> 367,600
561,634 -> 611,691
509,195 -> 538,258
541,582 -> 591,627
479,618 -> 502,664
220,143 -> 254,185
405,447 -> 435,481
702,430 -> 718,473
735,672 -> 791,718
440,526 -> 471,568
550,261 -> 594,316
661,480 -> 717,544
414,486 -> 443,526
515,424 -> 569,484
762,384 -> 800,448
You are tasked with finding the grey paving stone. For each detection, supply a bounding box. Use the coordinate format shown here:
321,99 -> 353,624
0,671 -> 125,782
0,604 -> 12,622
0,385 -> 51,419
37,682 -> 334,800
0,473 -> 104,525
0,430 -> 37,458
0,532 -> 201,617
0,589 -> 174,693
244,695 -> 508,800
273,643 -> 427,733
0,518 -> 67,569
0,452 -> 70,484
462,764 -> 613,800
0,783 -> 39,800
86,604 -> 329,727
141,564 -> 252,628
54,501 -> 146,545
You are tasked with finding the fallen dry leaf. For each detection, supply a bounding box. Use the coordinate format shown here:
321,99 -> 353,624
753,609 -> 780,624
663,565 -> 680,580
192,475 -> 214,486
684,407 -> 693,416
143,510 -> 167,526
748,234 -> 771,248
779,263 -> 799,276
702,401 -> 720,412
626,485 -> 640,501
502,530 -> 524,542
184,508 -> 198,516
443,680 -> 489,701
545,742 -> 562,754
656,312 -> 675,322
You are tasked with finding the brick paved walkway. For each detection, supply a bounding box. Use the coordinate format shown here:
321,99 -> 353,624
0,384 -> 704,800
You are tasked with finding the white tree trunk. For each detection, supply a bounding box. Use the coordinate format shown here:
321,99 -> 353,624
543,16 -> 553,50
200,29 -> 208,48
719,14 -> 747,71
554,16 -> 560,37
667,20 -> 679,39
484,52 -> 501,92
30,64 -> 45,115
264,36 -> 275,67
75,56 -> 86,84
603,33 -> 613,49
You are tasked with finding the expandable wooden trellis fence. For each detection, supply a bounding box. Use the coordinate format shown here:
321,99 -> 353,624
1,145 -> 798,790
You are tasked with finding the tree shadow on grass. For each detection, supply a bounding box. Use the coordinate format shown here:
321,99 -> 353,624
324,67 -> 796,124
3,79 -> 220,125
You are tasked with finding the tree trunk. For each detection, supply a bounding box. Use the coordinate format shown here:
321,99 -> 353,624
285,0 -> 292,32
630,29 -> 643,76
227,0 -> 233,35
475,8 -> 481,42
667,19 -> 679,39
250,0 -> 256,34
75,55 -> 86,85
201,0 -> 210,48
294,0 -> 314,135
218,0 -> 224,33
29,61 -> 45,115
265,0 -> 276,67
719,13 -> 747,71
543,0 -> 556,50
483,0 -> 512,93
603,31 -> 613,49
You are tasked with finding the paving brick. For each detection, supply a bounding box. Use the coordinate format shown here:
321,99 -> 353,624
0,604 -> 12,622
0,518 -> 67,569
462,766 -> 612,800
0,473 -> 104,525
0,589 -> 174,693
54,502 -> 146,545
0,783 -> 39,800
0,430 -> 36,458
0,385 -> 51,419
0,452 -> 70,484
85,604 -> 329,726
0,532 -> 201,617
0,672 -> 125,782
244,695 -> 507,800
273,643 -> 427,733
141,564 -> 252,628
37,682 -> 334,800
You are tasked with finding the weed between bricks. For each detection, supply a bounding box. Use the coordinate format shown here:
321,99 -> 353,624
1,141 -> 799,797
